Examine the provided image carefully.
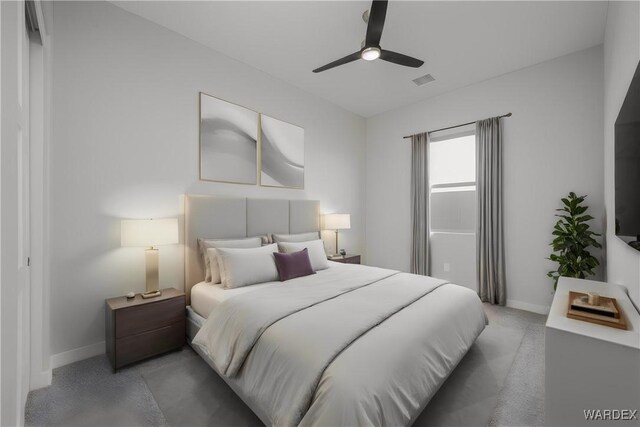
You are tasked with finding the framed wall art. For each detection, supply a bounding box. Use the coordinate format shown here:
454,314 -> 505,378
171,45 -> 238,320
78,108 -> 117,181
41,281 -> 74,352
199,92 -> 259,185
259,114 -> 304,189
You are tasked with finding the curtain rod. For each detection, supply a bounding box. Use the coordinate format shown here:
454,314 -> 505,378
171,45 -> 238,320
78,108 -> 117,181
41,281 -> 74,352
402,112 -> 512,139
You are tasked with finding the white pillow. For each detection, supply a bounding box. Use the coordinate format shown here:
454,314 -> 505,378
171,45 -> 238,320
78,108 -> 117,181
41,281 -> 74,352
199,237 -> 262,283
277,240 -> 329,271
215,244 -> 279,289
271,231 -> 320,243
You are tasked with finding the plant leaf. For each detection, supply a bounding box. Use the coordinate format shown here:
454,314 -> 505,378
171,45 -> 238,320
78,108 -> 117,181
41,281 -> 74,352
547,191 -> 601,289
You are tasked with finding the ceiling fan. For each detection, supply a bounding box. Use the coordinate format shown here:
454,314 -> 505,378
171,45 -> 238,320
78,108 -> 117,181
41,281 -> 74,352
313,0 -> 424,73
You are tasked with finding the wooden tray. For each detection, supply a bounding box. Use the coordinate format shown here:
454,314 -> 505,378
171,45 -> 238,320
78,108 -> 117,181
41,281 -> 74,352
566,291 -> 628,330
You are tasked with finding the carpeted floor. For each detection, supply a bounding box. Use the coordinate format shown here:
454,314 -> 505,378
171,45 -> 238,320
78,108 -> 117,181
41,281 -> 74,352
26,304 -> 545,427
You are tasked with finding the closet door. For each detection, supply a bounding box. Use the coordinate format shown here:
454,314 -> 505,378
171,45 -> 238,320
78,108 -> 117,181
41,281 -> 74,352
1,0 -> 32,424
16,0 -> 32,421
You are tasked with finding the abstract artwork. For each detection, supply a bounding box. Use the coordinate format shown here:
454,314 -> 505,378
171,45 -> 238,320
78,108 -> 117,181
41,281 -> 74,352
199,92 -> 258,184
260,114 -> 305,189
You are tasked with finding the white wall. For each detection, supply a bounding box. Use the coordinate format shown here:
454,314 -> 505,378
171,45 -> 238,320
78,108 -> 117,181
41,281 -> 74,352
365,46 -> 605,314
430,232 -> 476,291
604,1 -> 640,308
50,1 -> 366,363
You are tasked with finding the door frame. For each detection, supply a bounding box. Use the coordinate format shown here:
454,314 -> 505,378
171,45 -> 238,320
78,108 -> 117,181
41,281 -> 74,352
28,0 -> 52,390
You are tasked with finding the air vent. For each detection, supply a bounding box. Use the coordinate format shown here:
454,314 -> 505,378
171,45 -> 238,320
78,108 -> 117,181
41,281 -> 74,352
412,74 -> 435,86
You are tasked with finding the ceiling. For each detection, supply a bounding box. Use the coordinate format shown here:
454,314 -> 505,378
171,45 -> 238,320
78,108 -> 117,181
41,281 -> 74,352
112,1 -> 608,118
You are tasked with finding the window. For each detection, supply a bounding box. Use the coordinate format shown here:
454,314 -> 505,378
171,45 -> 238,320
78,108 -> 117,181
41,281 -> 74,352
429,132 -> 476,233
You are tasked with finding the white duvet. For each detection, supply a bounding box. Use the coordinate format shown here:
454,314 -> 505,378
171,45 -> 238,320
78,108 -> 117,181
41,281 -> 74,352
193,264 -> 487,427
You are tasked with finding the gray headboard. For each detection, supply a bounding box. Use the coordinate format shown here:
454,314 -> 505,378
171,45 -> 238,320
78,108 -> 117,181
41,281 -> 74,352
184,195 -> 320,303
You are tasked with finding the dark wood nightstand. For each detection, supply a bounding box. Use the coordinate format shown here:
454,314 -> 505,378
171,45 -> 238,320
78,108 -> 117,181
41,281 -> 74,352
105,288 -> 185,371
329,254 -> 361,264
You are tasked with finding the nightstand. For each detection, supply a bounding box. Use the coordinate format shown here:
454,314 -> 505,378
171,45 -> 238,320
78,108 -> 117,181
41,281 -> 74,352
105,288 -> 185,371
329,254 -> 361,264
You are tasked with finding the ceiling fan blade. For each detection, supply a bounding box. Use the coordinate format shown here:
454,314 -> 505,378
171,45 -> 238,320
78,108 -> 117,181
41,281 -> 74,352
365,0 -> 388,47
313,51 -> 362,73
379,49 -> 424,68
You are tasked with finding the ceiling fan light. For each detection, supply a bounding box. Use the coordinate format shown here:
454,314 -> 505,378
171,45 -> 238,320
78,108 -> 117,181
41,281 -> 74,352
361,47 -> 381,61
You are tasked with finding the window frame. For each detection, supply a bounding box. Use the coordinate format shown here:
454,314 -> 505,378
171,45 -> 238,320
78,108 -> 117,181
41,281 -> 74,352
428,129 -> 477,235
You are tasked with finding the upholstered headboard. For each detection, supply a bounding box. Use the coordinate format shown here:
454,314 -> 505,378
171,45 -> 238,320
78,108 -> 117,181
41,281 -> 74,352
184,195 -> 320,303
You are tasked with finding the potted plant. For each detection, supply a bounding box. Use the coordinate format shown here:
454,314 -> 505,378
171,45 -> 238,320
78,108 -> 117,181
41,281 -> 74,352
547,192 -> 602,289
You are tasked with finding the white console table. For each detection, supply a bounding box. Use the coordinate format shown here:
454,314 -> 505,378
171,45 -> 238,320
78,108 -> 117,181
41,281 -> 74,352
545,277 -> 640,426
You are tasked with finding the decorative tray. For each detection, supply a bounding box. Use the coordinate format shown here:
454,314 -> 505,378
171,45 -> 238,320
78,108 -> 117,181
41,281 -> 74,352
566,291 -> 627,330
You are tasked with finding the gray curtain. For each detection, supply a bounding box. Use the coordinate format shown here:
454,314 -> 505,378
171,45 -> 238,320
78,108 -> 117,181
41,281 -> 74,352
476,117 -> 506,305
411,132 -> 429,275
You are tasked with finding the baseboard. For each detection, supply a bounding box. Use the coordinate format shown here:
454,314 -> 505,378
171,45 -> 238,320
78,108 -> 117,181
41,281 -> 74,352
51,341 -> 105,369
506,299 -> 550,315
30,369 -> 52,390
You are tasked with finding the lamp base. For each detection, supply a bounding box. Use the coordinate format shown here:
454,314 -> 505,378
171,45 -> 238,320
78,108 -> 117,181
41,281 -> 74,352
145,247 -> 160,293
141,290 -> 162,299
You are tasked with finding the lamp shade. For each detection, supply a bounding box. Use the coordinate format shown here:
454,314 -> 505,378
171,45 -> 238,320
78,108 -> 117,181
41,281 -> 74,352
121,218 -> 179,247
323,214 -> 351,230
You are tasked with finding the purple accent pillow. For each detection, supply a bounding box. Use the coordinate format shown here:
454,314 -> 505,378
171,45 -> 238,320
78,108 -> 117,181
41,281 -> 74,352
273,248 -> 316,282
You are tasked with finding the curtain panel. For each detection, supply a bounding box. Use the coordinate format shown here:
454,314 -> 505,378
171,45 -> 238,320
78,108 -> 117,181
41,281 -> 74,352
411,132 -> 429,275
476,117 -> 506,305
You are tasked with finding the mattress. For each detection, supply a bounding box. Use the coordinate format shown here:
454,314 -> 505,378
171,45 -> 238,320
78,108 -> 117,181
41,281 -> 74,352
190,261 -> 350,319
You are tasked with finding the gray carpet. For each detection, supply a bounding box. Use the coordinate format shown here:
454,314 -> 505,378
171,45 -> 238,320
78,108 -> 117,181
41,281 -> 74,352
26,304 -> 545,427
489,313 -> 546,426
25,353 -> 168,427
140,349 -> 262,427
414,323 -> 525,426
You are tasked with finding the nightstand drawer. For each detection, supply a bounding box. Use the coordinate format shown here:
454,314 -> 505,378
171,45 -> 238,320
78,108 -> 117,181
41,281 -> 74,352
116,296 -> 185,338
115,320 -> 185,367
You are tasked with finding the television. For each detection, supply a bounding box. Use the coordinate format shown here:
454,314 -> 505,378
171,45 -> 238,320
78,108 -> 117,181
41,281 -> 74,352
615,60 -> 640,251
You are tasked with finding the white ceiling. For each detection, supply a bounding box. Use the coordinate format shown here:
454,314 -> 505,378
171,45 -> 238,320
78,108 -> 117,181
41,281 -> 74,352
112,1 -> 608,117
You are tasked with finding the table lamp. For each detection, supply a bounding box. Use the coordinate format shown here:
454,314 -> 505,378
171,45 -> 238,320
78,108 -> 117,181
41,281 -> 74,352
121,218 -> 179,298
323,213 -> 351,256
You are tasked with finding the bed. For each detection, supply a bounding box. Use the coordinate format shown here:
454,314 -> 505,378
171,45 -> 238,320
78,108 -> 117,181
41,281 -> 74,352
184,195 -> 487,426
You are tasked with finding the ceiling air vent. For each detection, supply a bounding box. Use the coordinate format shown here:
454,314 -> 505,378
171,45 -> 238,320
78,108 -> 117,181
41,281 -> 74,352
412,74 -> 435,86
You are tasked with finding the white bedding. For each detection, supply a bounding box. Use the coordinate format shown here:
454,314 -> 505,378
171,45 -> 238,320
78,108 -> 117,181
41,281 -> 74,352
190,281 -> 273,319
191,261 -> 350,318
192,263 -> 487,426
